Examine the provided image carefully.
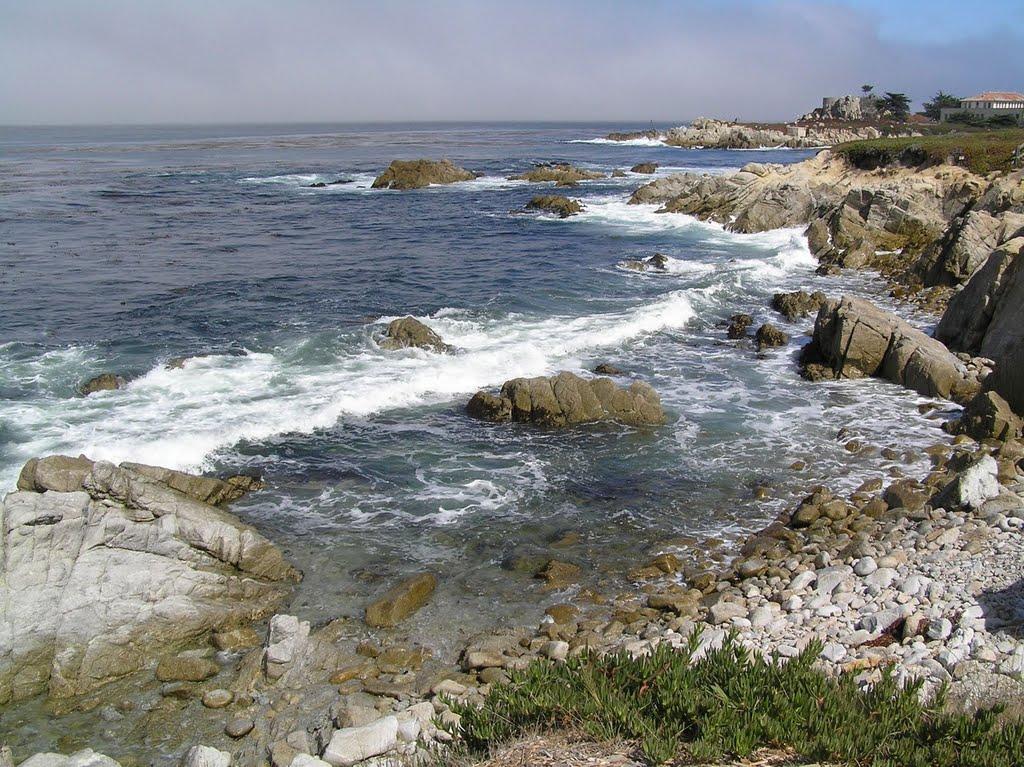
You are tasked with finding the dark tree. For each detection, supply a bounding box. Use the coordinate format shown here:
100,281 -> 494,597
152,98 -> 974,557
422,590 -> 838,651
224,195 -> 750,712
879,92 -> 911,121
921,91 -> 961,121
861,84 -> 874,95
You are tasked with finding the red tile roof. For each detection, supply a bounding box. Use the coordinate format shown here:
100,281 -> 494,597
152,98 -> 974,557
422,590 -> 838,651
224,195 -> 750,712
962,91 -> 1024,102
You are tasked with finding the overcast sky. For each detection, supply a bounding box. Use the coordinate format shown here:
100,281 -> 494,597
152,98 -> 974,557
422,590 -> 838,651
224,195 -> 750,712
2,0 -> 1023,125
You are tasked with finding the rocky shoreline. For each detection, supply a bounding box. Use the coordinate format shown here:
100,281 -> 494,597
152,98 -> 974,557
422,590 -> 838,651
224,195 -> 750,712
6,148 -> 1024,767
607,118 -> 919,150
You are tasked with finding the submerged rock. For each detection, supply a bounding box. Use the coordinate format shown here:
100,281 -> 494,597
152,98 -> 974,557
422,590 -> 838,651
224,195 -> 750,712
377,317 -> 452,353
364,573 -> 438,628
593,363 -> 624,376
621,253 -> 669,272
79,373 -> 126,395
371,159 -> 475,190
509,163 -> 604,184
524,194 -> 583,218
801,296 -> 979,403
466,371 -> 665,427
0,458 -> 299,704
630,162 -> 658,174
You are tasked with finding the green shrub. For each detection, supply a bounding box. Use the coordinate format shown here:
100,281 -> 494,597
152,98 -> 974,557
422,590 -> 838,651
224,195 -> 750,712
834,129 -> 1024,175
451,632 -> 1024,766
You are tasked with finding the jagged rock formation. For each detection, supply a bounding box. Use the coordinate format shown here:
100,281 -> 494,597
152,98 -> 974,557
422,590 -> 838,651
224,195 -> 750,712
801,297 -> 980,403
371,160 -> 476,190
0,457 -> 299,704
377,317 -> 452,353
467,371 -> 665,427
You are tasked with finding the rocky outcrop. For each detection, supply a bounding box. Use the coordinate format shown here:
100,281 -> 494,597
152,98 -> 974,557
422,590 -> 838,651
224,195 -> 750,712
755,323 -> 789,349
16,455 -> 263,506
467,371 -> 665,427
364,573 -> 437,628
726,314 -> 753,339
509,163 -> 604,185
377,317 -> 452,353
79,373 -> 125,396
371,160 -> 475,190
801,297 -> 979,403
524,195 -> 583,218
0,458 -> 299,704
658,118 -> 906,150
772,290 -> 827,321
630,163 -> 658,174
606,130 -> 659,142
935,237 -> 1024,361
630,154 -> 1024,301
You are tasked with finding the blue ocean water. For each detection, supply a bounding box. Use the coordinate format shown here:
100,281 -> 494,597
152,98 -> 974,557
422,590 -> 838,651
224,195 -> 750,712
0,122 -> 948,654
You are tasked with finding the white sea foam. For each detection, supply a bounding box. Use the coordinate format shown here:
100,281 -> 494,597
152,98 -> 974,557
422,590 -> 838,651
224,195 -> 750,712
569,137 -> 668,147
0,293 -> 696,489
240,172 -> 377,191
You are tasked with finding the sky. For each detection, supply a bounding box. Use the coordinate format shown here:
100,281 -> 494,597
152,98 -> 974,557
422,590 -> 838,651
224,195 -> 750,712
1,0 -> 1023,125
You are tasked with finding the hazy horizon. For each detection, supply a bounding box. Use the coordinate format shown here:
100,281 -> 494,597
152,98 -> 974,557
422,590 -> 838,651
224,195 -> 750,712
2,0 -> 1023,126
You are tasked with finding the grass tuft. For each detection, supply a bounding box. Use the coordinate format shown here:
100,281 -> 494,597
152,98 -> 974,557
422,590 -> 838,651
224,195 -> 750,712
834,129 -> 1024,175
450,631 -> 1024,766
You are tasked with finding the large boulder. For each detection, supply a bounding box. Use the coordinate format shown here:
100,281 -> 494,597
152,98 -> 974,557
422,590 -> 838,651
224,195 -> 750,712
16,455 -> 263,506
0,459 -> 299,704
371,159 -> 475,190
377,317 -> 451,353
467,371 -> 665,427
958,390 -> 1023,441
802,297 -> 979,403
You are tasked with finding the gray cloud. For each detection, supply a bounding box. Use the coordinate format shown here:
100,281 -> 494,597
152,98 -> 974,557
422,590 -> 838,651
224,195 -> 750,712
1,0 -> 1022,124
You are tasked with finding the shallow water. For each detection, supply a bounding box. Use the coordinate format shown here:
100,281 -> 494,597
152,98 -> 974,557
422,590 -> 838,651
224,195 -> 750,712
0,122 -> 954,758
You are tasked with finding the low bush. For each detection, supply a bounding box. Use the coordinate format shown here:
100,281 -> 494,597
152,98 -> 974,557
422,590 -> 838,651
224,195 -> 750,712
834,129 -> 1024,175
451,632 -> 1024,766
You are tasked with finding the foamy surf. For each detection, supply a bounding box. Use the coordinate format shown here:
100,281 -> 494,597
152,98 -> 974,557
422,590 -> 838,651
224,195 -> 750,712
0,293 -> 695,489
240,172 -> 378,190
569,137 -> 668,147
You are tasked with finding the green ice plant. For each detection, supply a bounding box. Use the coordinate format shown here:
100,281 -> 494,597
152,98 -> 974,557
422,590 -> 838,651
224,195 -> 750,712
451,630 -> 1024,766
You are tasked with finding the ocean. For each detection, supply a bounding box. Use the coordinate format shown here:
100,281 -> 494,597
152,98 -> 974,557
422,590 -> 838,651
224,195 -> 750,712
0,122 -> 952,756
